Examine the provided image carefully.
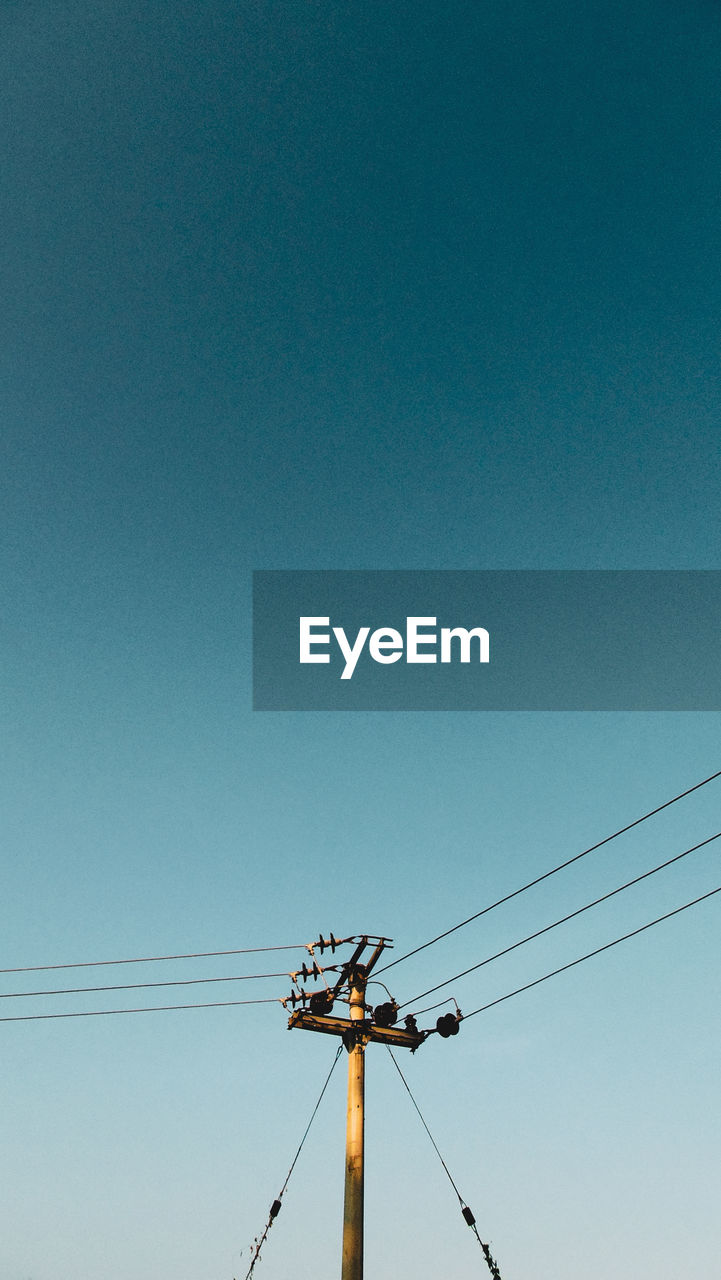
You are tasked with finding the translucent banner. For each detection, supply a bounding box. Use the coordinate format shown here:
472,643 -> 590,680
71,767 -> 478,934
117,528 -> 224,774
252,570 -> 721,711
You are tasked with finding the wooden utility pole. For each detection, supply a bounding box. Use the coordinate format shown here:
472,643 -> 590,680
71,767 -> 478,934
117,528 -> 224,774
341,960 -> 367,1280
287,935 -> 427,1280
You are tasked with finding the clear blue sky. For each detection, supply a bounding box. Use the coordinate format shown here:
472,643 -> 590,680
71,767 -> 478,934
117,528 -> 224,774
1,2 -> 720,1278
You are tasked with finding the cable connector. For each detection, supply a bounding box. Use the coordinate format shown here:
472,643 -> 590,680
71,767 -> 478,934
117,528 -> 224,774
480,1240 -> 503,1280
244,1198 -> 283,1279
461,1203 -> 503,1278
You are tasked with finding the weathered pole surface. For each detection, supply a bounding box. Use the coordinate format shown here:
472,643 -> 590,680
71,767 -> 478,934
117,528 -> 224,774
341,965 -> 367,1280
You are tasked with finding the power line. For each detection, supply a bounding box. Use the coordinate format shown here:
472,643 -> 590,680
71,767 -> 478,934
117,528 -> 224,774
386,1048 -> 503,1279
0,997 -> 281,1023
243,1044 -> 344,1279
378,766 -> 721,976
0,943 -> 306,976
0,972 -> 291,1000
461,883 -> 721,1022
400,829 -> 721,1011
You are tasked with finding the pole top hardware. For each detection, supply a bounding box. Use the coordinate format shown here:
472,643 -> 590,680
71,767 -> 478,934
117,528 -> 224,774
288,1007 -> 428,1052
288,935 -> 429,1050
288,932 -> 460,1050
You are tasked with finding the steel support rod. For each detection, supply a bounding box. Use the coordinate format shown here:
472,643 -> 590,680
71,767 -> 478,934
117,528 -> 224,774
341,967 -> 366,1280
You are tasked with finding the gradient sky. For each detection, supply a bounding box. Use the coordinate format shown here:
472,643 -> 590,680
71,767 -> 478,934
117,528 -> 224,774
2,2 -> 720,1278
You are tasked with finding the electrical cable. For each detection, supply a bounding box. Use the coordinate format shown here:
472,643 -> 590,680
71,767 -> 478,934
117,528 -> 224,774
0,944 -> 306,976
400,829 -> 721,1011
386,1048 -> 503,1279
242,1044 -> 344,1279
0,972 -> 291,1000
377,766 -> 721,976
0,997 -> 282,1022
410,998 -> 459,1018
366,979 -> 395,1001
461,883 -> 721,1022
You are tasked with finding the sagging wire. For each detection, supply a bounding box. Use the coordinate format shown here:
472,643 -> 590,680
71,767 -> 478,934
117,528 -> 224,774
377,766 -> 721,977
0,997 -> 281,1022
386,1048 -> 503,1279
0,972 -> 296,1000
462,882 -> 721,1022
241,1043 -> 343,1279
0,943 -> 308,975
400,829 -> 721,1013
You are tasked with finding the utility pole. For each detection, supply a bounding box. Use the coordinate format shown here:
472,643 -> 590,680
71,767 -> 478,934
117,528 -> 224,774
341,954 -> 368,1280
287,935 -> 435,1280
247,937 -> 496,1280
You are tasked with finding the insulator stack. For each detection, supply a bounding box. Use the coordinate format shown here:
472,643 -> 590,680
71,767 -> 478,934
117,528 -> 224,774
436,1012 -> 461,1037
313,932 -> 338,954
